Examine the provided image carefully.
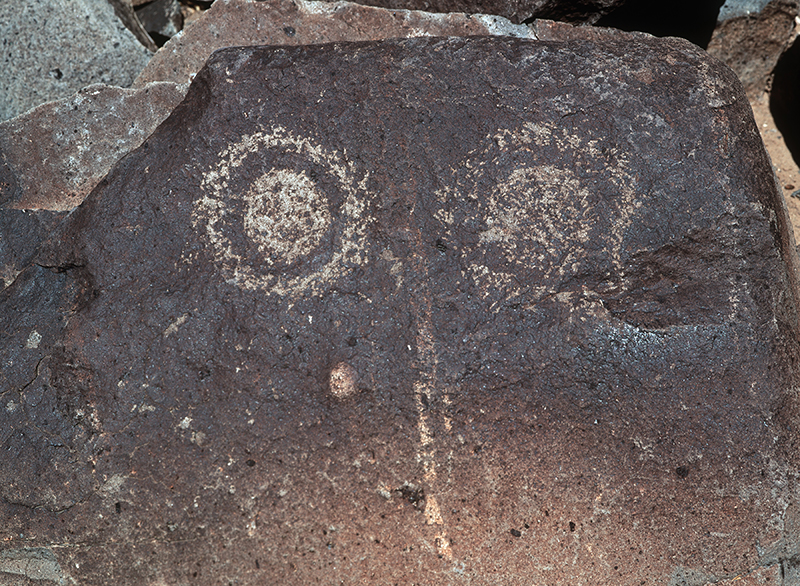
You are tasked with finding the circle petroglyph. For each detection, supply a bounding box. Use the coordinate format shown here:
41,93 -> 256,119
243,169 -> 332,266
193,126 -> 370,296
435,121 -> 640,308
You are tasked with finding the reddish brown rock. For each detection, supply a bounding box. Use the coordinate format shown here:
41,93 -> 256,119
2,34 -> 800,585
133,0 -> 536,86
0,82 -> 186,293
322,0 -> 623,24
0,82 -> 187,212
707,0 -> 799,98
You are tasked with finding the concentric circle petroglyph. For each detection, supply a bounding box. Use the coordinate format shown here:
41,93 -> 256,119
242,168 -> 332,265
434,121 -> 640,308
193,126 -> 370,296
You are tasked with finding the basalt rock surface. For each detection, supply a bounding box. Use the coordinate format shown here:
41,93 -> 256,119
133,0 -> 536,87
0,82 -> 187,288
707,0 -> 799,98
317,0 -> 624,24
0,82 -> 187,213
0,0 -> 153,122
2,34 -> 800,586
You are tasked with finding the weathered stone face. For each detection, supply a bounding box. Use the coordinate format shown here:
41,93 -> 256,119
318,0 -> 623,24
133,0 -> 537,87
0,82 -> 188,212
2,35 -> 799,585
707,0 -> 799,98
0,0 -> 153,122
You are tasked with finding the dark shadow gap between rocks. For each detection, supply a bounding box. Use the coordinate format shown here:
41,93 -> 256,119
770,34 -> 800,168
595,0 -> 727,48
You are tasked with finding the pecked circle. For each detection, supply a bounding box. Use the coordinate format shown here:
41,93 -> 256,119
433,121 -> 640,306
193,127 -> 370,296
242,168 -> 332,267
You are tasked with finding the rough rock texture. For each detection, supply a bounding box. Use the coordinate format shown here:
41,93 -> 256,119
0,2 -> 599,306
718,0 -> 773,19
0,209 -> 67,290
318,0 -> 624,24
0,82 -> 186,290
133,0 -> 536,86
2,35 -> 800,586
0,0 -> 154,121
135,0 -> 184,45
707,0 -> 799,98
0,82 -> 187,213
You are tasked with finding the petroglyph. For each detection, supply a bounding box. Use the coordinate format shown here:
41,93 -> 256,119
243,169 -> 332,265
405,216 -> 455,561
193,126 -> 371,297
435,121 -> 639,310
329,362 -> 358,399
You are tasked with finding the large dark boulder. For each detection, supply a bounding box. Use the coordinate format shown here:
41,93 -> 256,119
2,34 -> 800,585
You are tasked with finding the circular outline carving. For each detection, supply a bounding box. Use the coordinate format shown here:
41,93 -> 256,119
193,126 -> 371,296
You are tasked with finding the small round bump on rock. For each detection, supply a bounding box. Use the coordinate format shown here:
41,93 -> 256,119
329,362 -> 358,398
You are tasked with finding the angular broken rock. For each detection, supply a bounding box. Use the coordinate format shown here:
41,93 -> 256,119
320,0 -> 624,24
2,35 -> 800,585
0,82 -> 187,289
0,0 -> 153,121
133,0 -> 536,86
0,82 -> 187,212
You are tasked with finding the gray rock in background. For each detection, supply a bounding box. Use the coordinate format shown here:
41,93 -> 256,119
718,0 -> 773,20
0,0 -> 153,121
707,0 -> 799,97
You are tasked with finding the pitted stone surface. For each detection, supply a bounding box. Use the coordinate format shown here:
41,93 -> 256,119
0,0 -> 153,121
320,0 -> 623,24
0,82 -> 187,289
2,35 -> 800,585
707,0 -> 799,97
0,82 -> 187,212
133,0 -> 536,86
